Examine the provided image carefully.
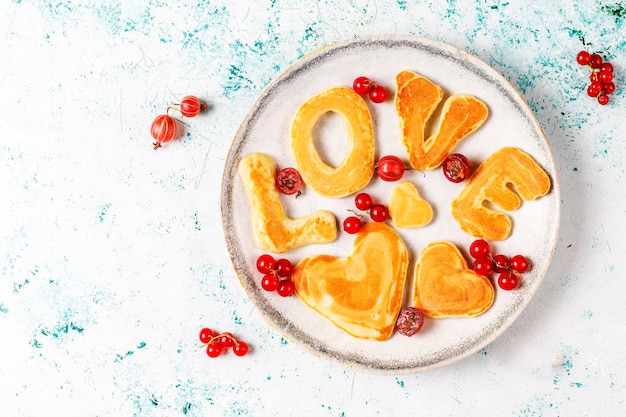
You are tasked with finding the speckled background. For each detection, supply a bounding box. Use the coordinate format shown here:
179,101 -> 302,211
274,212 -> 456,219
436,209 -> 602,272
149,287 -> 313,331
1,1 -> 625,416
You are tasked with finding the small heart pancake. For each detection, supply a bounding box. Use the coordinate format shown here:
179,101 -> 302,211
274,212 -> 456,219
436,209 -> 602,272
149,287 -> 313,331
388,181 -> 433,228
292,222 -> 409,341
413,241 -> 494,318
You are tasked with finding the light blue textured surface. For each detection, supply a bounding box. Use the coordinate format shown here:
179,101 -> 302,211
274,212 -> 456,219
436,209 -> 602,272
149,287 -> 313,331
1,1 -> 625,416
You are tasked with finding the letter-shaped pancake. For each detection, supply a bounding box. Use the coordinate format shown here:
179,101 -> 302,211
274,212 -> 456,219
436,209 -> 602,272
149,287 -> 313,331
413,241 -> 494,318
291,87 -> 375,198
451,147 -> 551,240
238,153 -> 337,253
292,222 -> 408,341
395,70 -> 489,170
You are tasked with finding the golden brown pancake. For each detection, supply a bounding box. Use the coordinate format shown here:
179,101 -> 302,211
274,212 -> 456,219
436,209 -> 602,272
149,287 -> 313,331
291,87 -> 375,197
292,222 -> 409,341
413,241 -> 494,318
388,181 -> 433,228
451,147 -> 551,240
395,70 -> 489,171
238,153 -> 337,253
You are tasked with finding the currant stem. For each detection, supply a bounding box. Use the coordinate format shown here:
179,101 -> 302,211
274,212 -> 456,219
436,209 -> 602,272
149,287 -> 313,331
347,209 -> 363,218
205,332 -> 238,346
153,141 -> 162,150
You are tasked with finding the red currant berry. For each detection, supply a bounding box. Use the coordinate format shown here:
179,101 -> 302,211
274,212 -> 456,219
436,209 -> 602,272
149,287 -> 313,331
179,95 -> 205,118
587,81 -> 603,97
369,204 -> 388,222
492,254 -> 510,273
590,72 -> 599,83
576,51 -> 591,65
377,155 -> 405,182
369,85 -> 388,103
275,258 -> 293,277
510,255 -> 530,273
256,254 -> 276,274
473,257 -> 493,275
599,70 -> 613,84
601,62 -> 613,73
353,76 -> 372,94
469,239 -> 491,258
604,81 -> 616,95
354,193 -> 373,211
261,273 -> 280,291
498,271 -> 519,290
277,279 -> 295,297
343,216 -> 362,234
395,307 -> 424,337
151,114 -> 177,149
442,153 -> 471,183
590,53 -> 603,69
206,342 -> 223,358
218,333 -> 235,348
276,167 -> 303,196
199,327 -> 215,344
598,94 -> 610,105
233,341 -> 249,357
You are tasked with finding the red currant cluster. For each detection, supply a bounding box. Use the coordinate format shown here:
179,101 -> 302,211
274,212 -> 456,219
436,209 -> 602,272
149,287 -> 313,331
275,167 -> 303,196
395,306 -> 424,337
255,254 -> 295,296
352,76 -> 388,103
576,51 -> 615,105
442,153 -> 471,183
150,95 -> 207,149
469,239 -> 529,290
199,327 -> 249,358
343,192 -> 388,234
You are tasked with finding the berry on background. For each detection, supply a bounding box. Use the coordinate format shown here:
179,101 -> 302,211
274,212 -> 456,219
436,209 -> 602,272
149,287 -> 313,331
198,328 -> 250,358
576,50 -> 616,105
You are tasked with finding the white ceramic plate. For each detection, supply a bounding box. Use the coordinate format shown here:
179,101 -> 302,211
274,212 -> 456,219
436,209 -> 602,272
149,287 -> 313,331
221,35 -> 560,373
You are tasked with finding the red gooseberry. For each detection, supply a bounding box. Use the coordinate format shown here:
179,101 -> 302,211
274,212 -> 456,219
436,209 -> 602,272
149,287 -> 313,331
377,155 -> 405,182
151,114 -> 177,149
276,167 -> 303,196
442,153 -> 471,183
179,95 -> 205,118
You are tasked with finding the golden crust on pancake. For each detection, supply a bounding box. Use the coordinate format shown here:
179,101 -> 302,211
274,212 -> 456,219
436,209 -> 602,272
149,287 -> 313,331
395,70 -> 488,171
413,241 -> 494,318
451,147 -> 551,241
291,87 -> 375,198
292,222 -> 409,341
388,181 -> 433,229
238,153 -> 337,253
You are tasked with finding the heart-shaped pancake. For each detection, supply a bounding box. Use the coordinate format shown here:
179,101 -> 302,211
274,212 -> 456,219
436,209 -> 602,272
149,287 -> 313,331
292,222 -> 409,341
413,241 -> 494,318
388,181 -> 433,228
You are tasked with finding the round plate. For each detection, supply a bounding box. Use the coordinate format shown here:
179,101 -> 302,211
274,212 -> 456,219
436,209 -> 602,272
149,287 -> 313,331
221,35 -> 560,373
